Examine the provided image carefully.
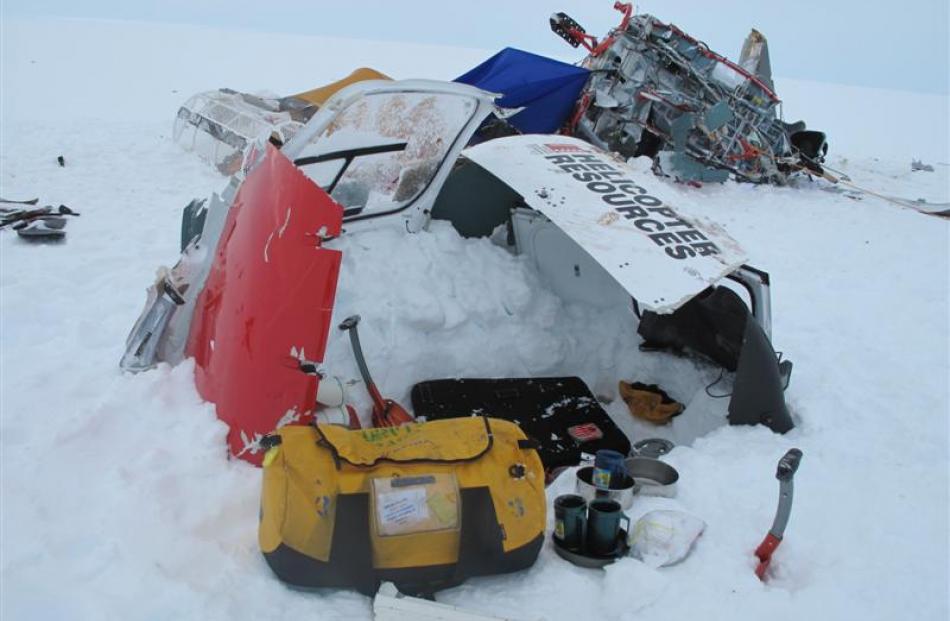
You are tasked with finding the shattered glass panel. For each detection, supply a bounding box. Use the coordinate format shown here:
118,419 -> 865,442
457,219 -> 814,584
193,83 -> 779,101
173,90 -> 303,175
710,62 -> 747,91
298,92 -> 477,213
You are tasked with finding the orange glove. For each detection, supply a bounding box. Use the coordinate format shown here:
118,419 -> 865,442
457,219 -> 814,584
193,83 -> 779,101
618,381 -> 684,424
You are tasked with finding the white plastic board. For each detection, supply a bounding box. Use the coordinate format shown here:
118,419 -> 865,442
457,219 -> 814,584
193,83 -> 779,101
464,135 -> 747,313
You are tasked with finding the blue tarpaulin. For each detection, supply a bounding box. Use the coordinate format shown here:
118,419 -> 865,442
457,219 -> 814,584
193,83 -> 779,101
455,48 -> 590,134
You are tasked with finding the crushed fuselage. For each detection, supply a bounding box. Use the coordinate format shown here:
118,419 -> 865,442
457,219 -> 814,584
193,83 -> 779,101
556,11 -> 827,184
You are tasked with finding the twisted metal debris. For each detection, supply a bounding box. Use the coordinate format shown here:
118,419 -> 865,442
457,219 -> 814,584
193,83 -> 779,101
553,3 -> 828,184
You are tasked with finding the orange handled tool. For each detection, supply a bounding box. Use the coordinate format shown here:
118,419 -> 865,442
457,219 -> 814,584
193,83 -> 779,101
338,315 -> 414,428
755,448 -> 803,580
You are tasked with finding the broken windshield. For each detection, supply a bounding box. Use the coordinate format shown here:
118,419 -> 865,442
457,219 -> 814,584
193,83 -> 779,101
295,91 -> 478,216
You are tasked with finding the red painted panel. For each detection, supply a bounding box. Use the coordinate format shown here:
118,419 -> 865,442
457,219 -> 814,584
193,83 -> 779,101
187,145 -> 343,465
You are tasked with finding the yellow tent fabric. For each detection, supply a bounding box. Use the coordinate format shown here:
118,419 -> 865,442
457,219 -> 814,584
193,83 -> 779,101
291,67 -> 391,107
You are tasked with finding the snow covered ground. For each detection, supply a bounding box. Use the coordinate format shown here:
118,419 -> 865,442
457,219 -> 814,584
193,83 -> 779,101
2,17 -> 948,621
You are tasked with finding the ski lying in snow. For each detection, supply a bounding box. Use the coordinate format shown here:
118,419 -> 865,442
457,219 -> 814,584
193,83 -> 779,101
0,206 -> 53,227
884,197 -> 950,217
1,205 -> 79,229
855,188 -> 950,217
0,197 -> 40,205
818,170 -> 950,217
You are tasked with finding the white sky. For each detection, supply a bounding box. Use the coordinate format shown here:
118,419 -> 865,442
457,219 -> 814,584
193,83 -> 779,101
5,0 -> 948,94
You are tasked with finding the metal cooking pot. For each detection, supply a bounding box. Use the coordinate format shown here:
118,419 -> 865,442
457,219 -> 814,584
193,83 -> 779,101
625,457 -> 679,497
575,466 -> 636,510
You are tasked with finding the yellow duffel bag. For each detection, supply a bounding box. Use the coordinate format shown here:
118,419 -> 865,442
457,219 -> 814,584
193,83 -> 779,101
259,417 -> 546,596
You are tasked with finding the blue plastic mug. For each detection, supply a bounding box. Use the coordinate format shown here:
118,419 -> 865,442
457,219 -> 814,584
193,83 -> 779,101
592,449 -> 628,490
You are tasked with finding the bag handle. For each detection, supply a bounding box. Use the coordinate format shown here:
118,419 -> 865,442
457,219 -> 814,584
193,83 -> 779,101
315,416 -> 495,468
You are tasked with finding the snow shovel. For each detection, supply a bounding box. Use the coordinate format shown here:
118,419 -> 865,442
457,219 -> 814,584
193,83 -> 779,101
338,315 -> 414,428
754,448 -> 803,580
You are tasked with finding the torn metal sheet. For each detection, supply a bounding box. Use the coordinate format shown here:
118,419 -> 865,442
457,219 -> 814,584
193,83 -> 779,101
120,276 -> 184,373
185,145 -> 343,464
463,135 -> 747,312
739,29 -> 774,92
660,152 -> 730,183
704,101 -> 734,133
